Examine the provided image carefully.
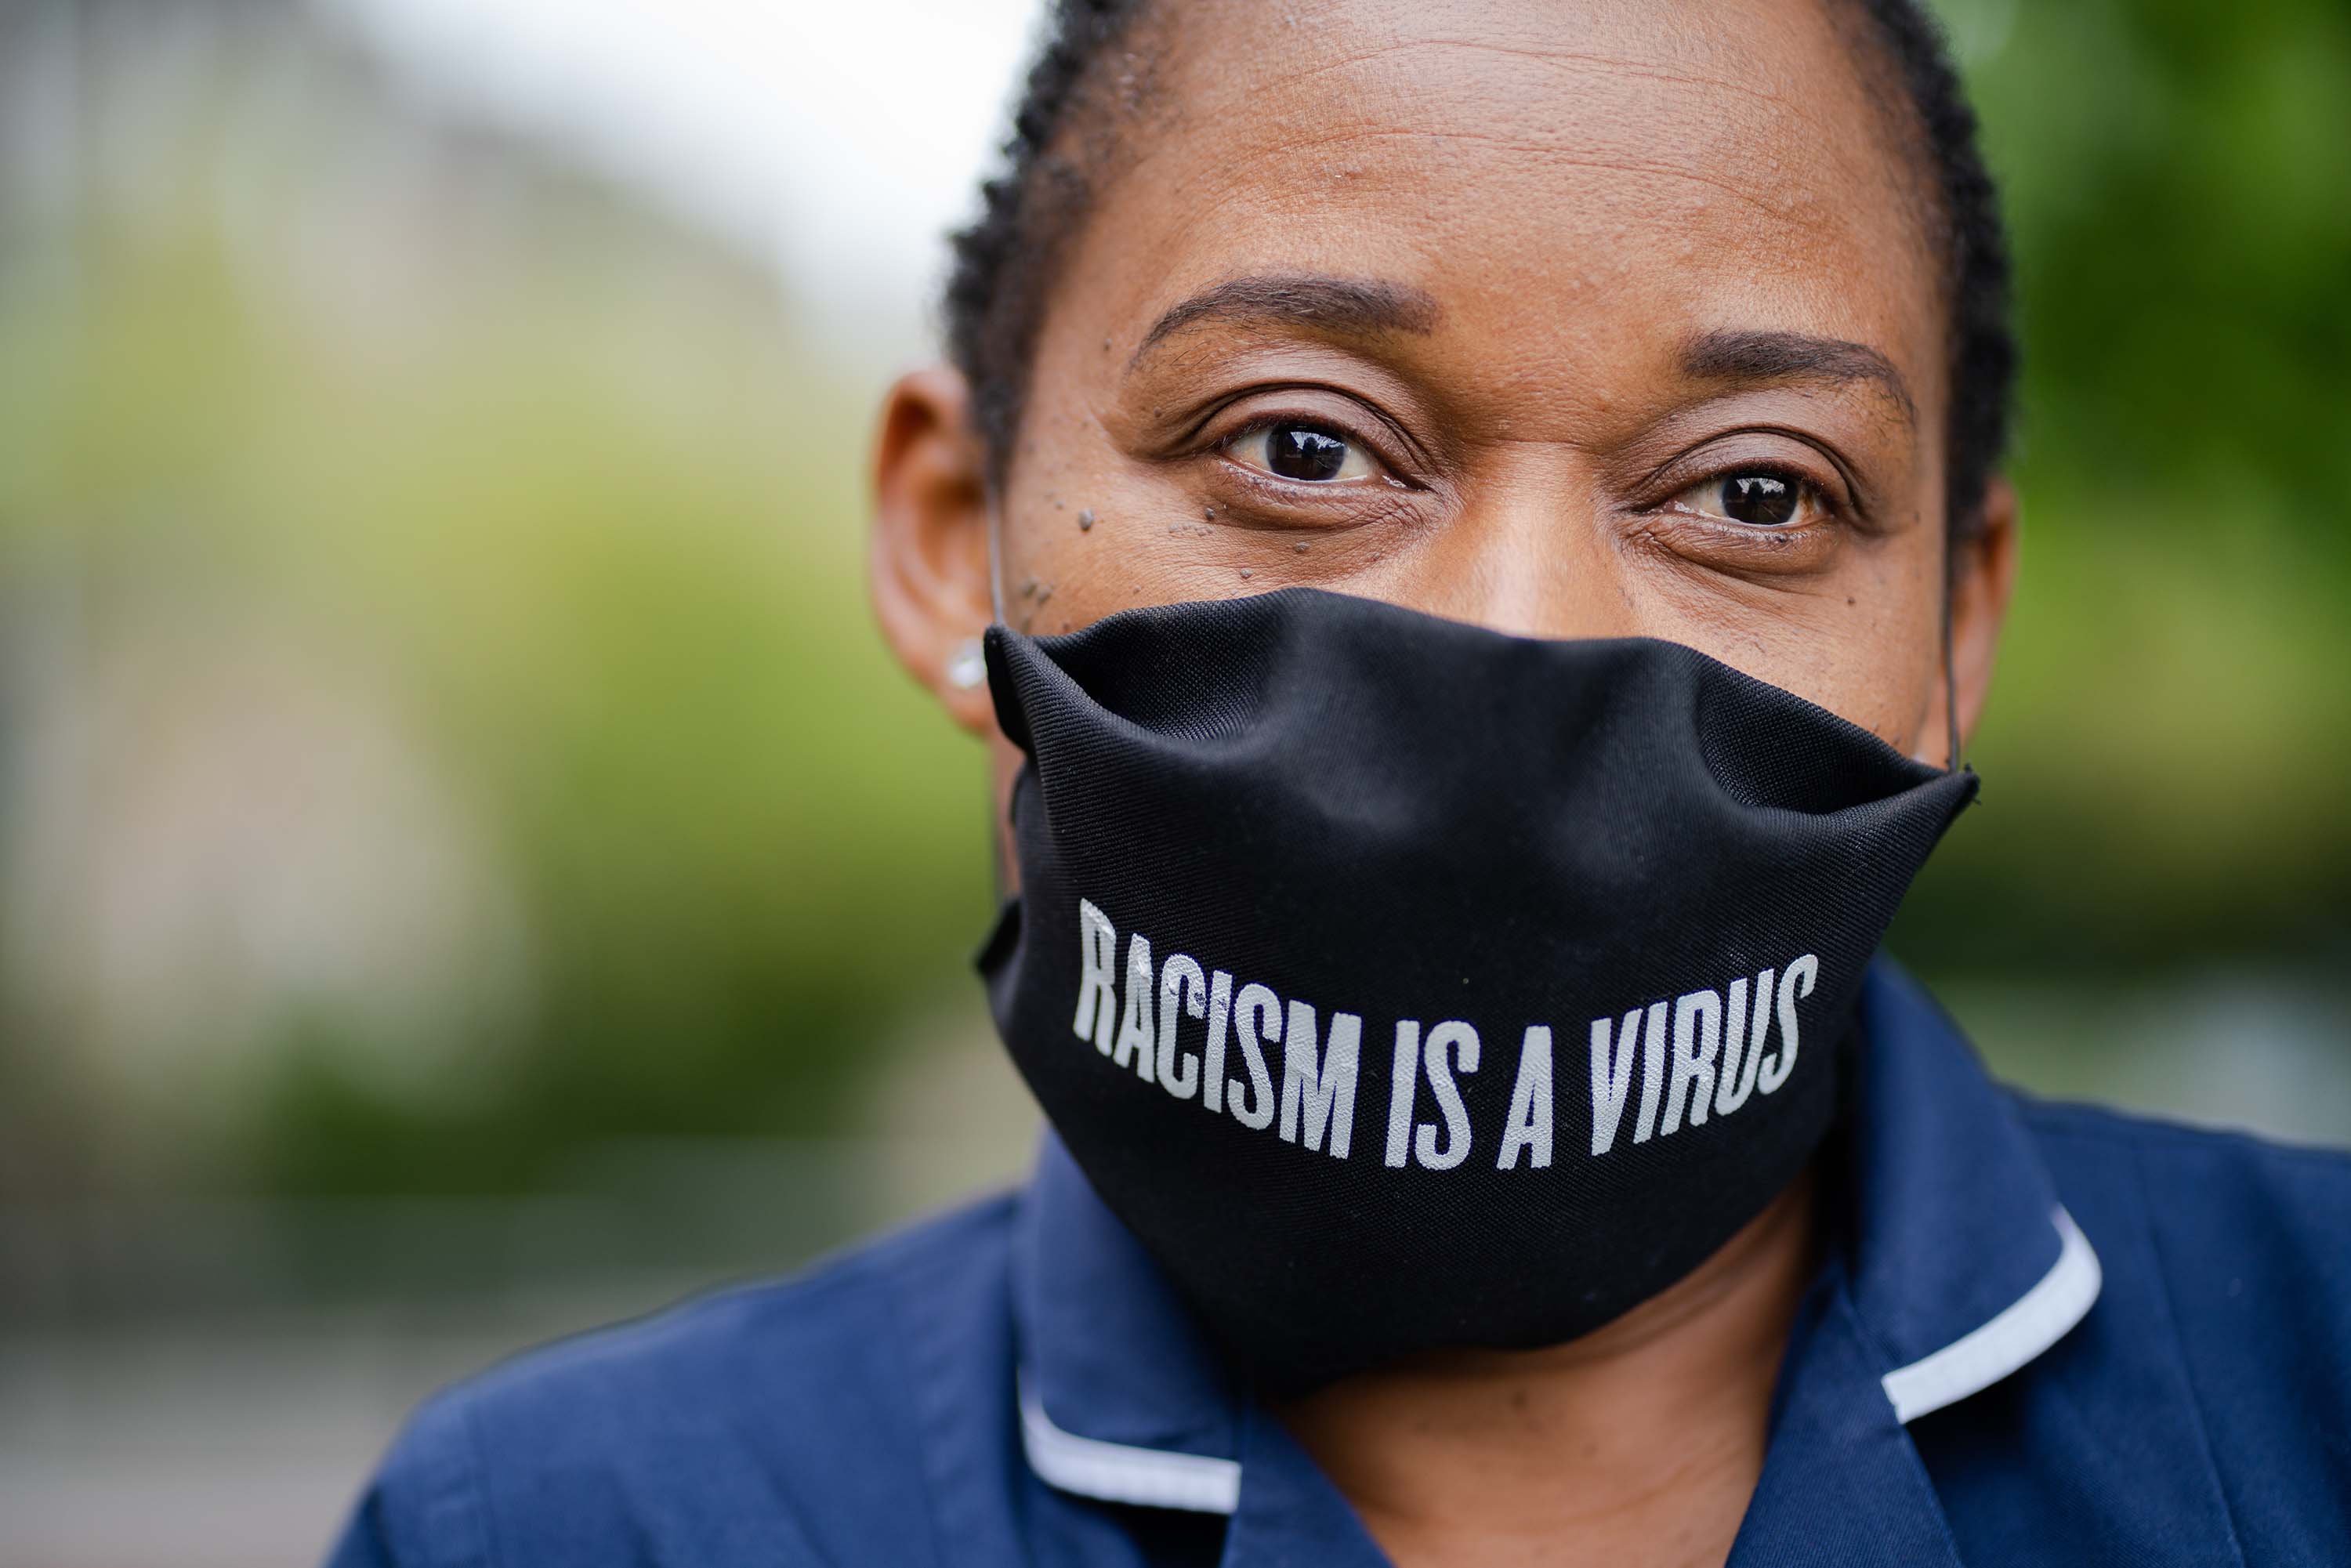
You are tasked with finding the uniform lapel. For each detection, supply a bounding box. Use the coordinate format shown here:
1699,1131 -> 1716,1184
1725,960 -> 2110,1568
1842,964 -> 2095,1392
1728,1265 -> 1965,1567
1014,1135 -> 1242,1467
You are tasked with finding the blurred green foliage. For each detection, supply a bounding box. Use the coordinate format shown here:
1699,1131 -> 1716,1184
1893,0 -> 2351,976
0,78 -> 991,1195
2,0 -> 2345,1201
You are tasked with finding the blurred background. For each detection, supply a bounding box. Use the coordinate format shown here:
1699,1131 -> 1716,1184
0,0 -> 2345,1561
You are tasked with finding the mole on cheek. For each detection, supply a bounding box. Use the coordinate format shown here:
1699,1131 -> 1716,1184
1016,576 -> 1054,632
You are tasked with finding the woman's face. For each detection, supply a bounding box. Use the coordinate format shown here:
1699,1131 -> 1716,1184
875,0 -> 2016,779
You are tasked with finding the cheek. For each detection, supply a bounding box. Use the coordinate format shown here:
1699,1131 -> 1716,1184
991,369 -> 1150,634
994,244 -> 1353,634
1804,580 -> 1947,755
994,358 -> 1407,634
994,452 -> 1211,636
1632,540 -> 1948,753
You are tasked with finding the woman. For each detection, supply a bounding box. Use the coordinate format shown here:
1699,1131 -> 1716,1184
331,1 -> 2351,1563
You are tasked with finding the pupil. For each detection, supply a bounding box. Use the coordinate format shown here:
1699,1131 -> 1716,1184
1269,424 -> 1349,482
1722,473 -> 1797,526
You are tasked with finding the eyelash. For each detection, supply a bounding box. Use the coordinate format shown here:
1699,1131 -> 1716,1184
1656,463 -> 1835,529
1214,413 -> 1407,485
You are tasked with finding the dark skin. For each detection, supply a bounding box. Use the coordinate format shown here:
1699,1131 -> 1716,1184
872,0 -> 2017,1561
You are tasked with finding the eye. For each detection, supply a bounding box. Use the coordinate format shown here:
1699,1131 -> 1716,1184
1226,419 -> 1378,483
1662,469 -> 1823,528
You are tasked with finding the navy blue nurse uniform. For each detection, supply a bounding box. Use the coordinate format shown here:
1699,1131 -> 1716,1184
328,962 -> 2351,1566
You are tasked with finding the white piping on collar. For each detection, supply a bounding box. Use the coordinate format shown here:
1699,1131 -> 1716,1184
1881,1204 -> 2102,1425
1019,1378 -> 1241,1515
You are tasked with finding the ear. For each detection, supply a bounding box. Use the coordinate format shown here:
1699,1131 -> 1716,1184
871,364 -> 998,736
1946,474 -> 2020,754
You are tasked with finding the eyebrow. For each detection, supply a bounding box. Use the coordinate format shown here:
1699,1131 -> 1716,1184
1679,329 -> 1916,426
1132,273 -> 1442,366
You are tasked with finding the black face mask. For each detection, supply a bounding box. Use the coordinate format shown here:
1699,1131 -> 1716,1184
979,588 -> 1974,1387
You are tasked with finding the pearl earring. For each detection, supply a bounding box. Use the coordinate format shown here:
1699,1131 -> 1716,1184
946,637 -> 987,692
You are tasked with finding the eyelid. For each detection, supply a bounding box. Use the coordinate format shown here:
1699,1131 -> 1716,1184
1659,467 -> 1824,529
1211,418 -> 1399,492
1190,385 -> 1430,480
1222,419 -> 1380,484
1637,431 -> 1863,522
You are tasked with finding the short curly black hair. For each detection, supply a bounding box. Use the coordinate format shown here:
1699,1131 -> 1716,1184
944,0 -> 2014,542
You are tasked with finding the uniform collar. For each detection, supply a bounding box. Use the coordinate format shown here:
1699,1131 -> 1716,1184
1844,961 -> 2102,1421
1010,1134 -> 1244,1511
1009,957 -> 2101,1527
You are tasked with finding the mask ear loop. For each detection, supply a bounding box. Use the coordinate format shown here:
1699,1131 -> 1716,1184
984,493 -> 1009,629
1942,528 -> 1965,774
984,493 -> 1012,903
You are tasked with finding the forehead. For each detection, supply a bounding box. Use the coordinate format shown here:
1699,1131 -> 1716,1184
1067,0 -> 1943,424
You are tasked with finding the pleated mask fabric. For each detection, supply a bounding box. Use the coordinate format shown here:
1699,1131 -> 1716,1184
980,588 -> 1976,1387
